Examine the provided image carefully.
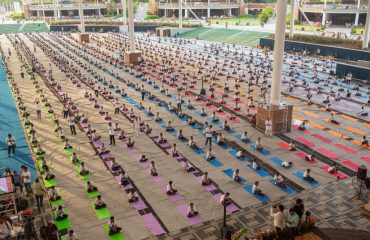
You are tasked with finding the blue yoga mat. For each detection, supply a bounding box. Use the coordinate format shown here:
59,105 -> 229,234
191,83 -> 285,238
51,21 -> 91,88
217,143 -> 229,149
208,159 -> 224,168
294,172 -> 320,186
247,164 -> 270,177
243,185 -> 270,203
269,157 -> 291,169
228,150 -> 248,161
193,148 -> 205,154
251,145 -> 271,156
267,179 -> 297,195
222,169 -> 245,183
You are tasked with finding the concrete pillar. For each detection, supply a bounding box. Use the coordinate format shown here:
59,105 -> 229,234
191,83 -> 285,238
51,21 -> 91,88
164,9 -> 167,17
78,0 -> 85,33
270,0 -> 287,106
322,13 -> 326,25
289,0 -> 296,39
228,8 -> 232,17
362,0 -> 370,48
122,0 -> 127,24
184,9 -> 188,18
355,0 -> 361,25
179,0 -> 183,28
41,0 -> 46,21
128,0 -> 135,52
53,0 -> 57,21
207,0 -> 211,18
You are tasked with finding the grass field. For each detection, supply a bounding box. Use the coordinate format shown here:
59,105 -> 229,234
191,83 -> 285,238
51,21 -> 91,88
178,27 -> 269,46
0,23 -> 49,33
209,15 -> 260,26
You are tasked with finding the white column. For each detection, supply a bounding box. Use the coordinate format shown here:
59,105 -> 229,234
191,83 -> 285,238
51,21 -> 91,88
179,0 -> 183,28
270,0 -> 287,106
355,0 -> 361,25
53,0 -> 57,21
78,0 -> 85,33
128,0 -> 135,52
207,0 -> 210,18
56,0 -> 60,19
122,0 -> 127,24
41,0 -> 46,21
322,12 -> 326,25
362,0 -> 370,48
289,0 -> 296,39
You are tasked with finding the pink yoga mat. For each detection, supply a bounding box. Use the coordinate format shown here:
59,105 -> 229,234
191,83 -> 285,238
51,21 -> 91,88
311,134 -> 332,143
132,197 -> 147,210
127,147 -> 139,154
152,175 -> 164,182
276,142 -> 290,151
195,176 -> 217,192
80,122 -> 89,128
334,144 -> 357,154
343,160 -> 359,170
226,116 -> 240,123
212,194 -> 239,213
160,186 -> 183,201
321,166 -> 347,179
361,156 -> 370,163
135,156 -> 150,168
177,204 -> 202,225
100,152 -> 112,160
292,125 -> 310,133
92,139 -> 102,148
141,213 -> 166,235
295,137 -> 315,147
317,148 -> 340,159
294,152 -> 318,164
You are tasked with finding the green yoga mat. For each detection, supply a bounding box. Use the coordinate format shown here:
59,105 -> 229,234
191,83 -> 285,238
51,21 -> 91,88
43,177 -> 57,188
103,224 -> 125,240
92,204 -> 111,220
63,148 -> 75,155
55,218 -> 71,231
50,198 -> 63,207
37,160 -> 47,172
75,167 -> 91,180
86,189 -> 100,198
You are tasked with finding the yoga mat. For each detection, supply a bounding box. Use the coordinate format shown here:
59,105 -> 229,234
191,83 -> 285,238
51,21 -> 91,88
87,190 -> 100,198
43,177 -> 57,188
93,205 -> 111,220
135,156 -> 150,168
243,185 -> 270,203
218,143 -> 229,149
193,148 -> 205,154
92,139 -> 103,148
317,148 -> 340,159
226,116 -> 240,123
102,224 -> 126,240
222,169 -> 245,183
212,193 -> 239,213
64,148 -> 75,155
55,218 -> 71,231
51,198 -> 63,208
177,204 -> 202,225
250,145 -> 271,156
202,157 -> 224,167
361,156 -> 370,163
292,125 -> 310,133
74,167 -> 91,180
160,186 -> 183,201
141,213 -> 166,235
267,179 -> 297,195
311,134 -> 332,143
195,176 -> 217,192
269,157 -> 292,169
294,152 -> 318,164
295,137 -> 315,147
293,172 -> 320,186
342,160 -> 359,171
152,175 -> 164,182
321,166 -> 347,180
276,142 -> 290,151
101,152 -> 113,160
132,197 -> 148,211
247,164 -> 270,177
334,144 -> 357,154
228,150 -> 248,161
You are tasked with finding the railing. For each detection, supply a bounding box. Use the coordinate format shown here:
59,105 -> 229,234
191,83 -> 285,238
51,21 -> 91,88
301,4 -> 368,10
28,3 -> 106,10
157,3 -> 240,7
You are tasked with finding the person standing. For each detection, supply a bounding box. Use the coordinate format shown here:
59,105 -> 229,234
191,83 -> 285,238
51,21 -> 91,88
205,125 -> 213,147
21,166 -> 32,196
294,198 -> 305,234
286,208 -> 299,240
108,123 -> 115,146
141,88 -> 145,101
45,221 -> 58,240
270,205 -> 285,237
20,66 -> 24,78
176,94 -> 182,111
35,99 -> 41,119
33,178 -> 46,211
6,133 -> 16,157
265,117 -> 272,137
68,117 -> 77,135
24,216 -> 38,240
12,170 -> 23,193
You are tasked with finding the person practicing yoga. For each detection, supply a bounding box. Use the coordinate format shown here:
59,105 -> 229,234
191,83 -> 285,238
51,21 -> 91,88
328,163 -> 338,173
288,141 -> 296,151
187,203 -> 199,218
95,195 -> 107,209
233,169 -> 242,183
166,181 -> 178,195
220,192 -> 231,205
255,138 -> 263,151
201,172 -> 212,185
86,181 -> 98,193
49,186 -> 61,201
305,154 -> 315,162
303,169 -> 318,183
361,135 -> 369,147
128,190 -> 139,203
274,172 -> 286,188
55,205 -> 68,220
150,161 -> 158,176
107,216 -> 122,235
79,162 -> 90,176
205,147 -> 216,160
252,181 -> 267,197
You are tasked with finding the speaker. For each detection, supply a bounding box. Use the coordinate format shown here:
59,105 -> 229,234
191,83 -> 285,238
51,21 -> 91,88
357,165 -> 367,181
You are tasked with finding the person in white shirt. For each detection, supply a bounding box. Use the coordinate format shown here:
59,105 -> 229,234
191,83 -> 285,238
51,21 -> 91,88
65,230 -> 78,240
252,159 -> 261,170
128,190 -> 139,203
108,123 -> 115,145
305,154 -> 315,162
201,172 -> 212,185
183,159 -> 195,172
205,147 -> 216,160
282,161 -> 293,168
274,172 -> 286,188
21,166 -> 32,196
6,134 -> 16,157
107,216 -> 122,235
236,150 -> 245,158
270,205 -> 286,234
220,192 -> 231,205
0,217 -> 11,239
35,99 -> 41,119
252,181 -> 266,197
255,138 -> 263,151
68,117 -> 77,135
187,203 -> 199,218
95,195 -> 106,209
205,125 -> 213,147
298,122 -> 306,131
166,121 -> 174,131
166,181 -> 178,195
150,161 -> 158,176
188,136 -> 199,150
328,163 -> 337,174
171,144 -> 179,157
223,120 -> 230,131
177,130 -> 187,141
79,162 -> 90,176
288,141 -> 296,151
114,99 -> 121,114
155,112 -> 162,122
217,133 -> 225,145
200,107 -> 207,116
241,131 -> 250,142
265,118 -> 272,136
303,169 -> 318,183
233,169 -> 242,183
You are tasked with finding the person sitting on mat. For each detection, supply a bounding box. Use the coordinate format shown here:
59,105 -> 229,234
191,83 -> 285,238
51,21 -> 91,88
187,100 -> 194,109
118,130 -> 126,140
187,203 -> 199,218
252,181 -> 267,197
177,130 -> 187,141
71,152 -> 80,165
241,131 -> 250,142
44,166 -> 55,180
158,133 -> 167,144
325,103 -> 331,112
252,159 -> 261,170
183,159 -> 195,172
206,148 -> 216,160
64,139 -> 72,149
358,106 -> 368,116
171,144 -> 179,157
155,112 -> 162,122
217,133 -> 225,145
211,111 -> 219,122
95,195 -> 106,209
87,181 -> 98,193
188,117 -> 196,126
150,161 -> 158,176
91,130 -> 101,141
144,124 -> 152,134
274,172 -> 286,188
49,186 -> 61,201
99,143 -> 110,155
79,162 -> 90,176
236,150 -> 245,158
126,137 -> 135,147
55,205 -> 68,220
328,163 -> 338,173
361,136 -> 369,147
233,169 -> 242,183
282,161 -> 294,168
220,192 -> 231,206
138,154 -> 148,162
128,190 -> 139,203
288,141 -> 296,151
119,171 -> 130,187
303,169 -> 318,183
223,120 -> 231,131
200,108 -> 207,116
329,113 -> 339,124
188,136 -> 199,150
255,138 -> 263,151
201,172 -> 212,185
36,145 -> 45,156
166,181 -> 178,195
298,122 -> 306,131
147,107 -> 154,116
305,154 -> 315,162
166,121 -> 175,131
107,216 -> 122,235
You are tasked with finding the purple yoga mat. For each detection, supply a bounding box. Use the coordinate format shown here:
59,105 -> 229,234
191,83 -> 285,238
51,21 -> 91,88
212,193 -> 239,213
141,213 -> 166,235
92,139 -> 102,148
135,156 -> 150,168
133,197 -> 147,210
80,122 -> 89,128
159,142 -> 171,148
195,177 -> 217,192
152,175 -> 164,182
114,175 -> 133,190
100,152 -> 112,160
177,204 -> 202,225
160,186 -> 183,201
127,147 -> 139,154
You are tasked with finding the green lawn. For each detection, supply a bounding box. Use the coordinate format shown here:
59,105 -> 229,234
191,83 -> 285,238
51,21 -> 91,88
209,15 -> 260,26
0,24 -> 22,33
0,23 -> 49,33
178,27 -> 269,46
